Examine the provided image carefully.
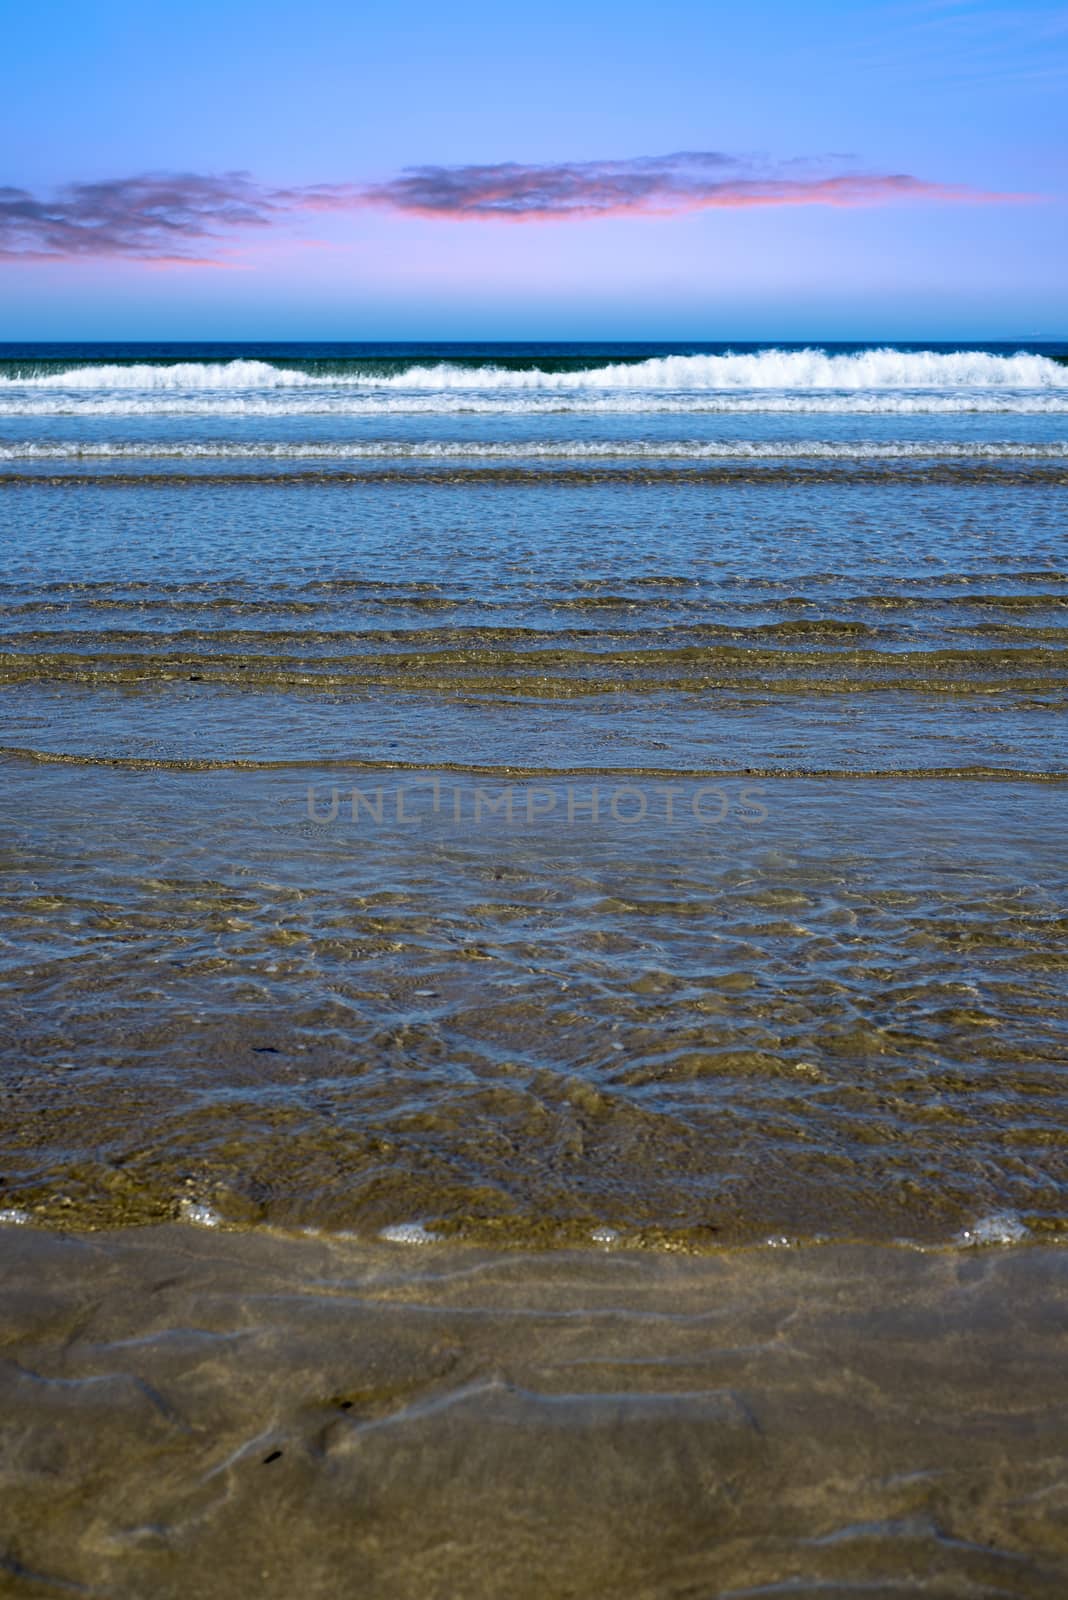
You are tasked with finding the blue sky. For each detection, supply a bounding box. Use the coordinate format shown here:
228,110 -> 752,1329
2,0 -> 1065,338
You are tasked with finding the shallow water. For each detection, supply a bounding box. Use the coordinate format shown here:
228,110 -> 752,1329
3,340 -> 1068,1594
1,764 -> 1065,1243
1,342 -> 1066,1244
2,1225 -> 1068,1599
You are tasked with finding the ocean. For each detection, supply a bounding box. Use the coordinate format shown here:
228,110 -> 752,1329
1,341 -> 1067,1595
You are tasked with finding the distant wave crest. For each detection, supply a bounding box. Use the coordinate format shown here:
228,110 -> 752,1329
363,350 -> 1068,391
2,349 -> 1067,416
4,349 -> 1068,392
6,360 -> 315,391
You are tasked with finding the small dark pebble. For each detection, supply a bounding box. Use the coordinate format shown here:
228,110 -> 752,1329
252,1046 -> 281,1054
338,1400 -> 353,1410
262,1450 -> 283,1464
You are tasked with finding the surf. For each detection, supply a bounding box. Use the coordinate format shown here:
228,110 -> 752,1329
2,347 -> 1067,393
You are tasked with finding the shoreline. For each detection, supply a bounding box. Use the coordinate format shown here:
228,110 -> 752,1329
0,1210 -> 1052,1252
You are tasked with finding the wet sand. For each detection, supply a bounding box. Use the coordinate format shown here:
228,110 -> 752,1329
3,1226 -> 1068,1597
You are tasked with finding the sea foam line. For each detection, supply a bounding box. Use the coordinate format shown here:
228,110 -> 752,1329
1,440 -> 1065,461
3,349 -> 1067,391
3,395 -> 1068,417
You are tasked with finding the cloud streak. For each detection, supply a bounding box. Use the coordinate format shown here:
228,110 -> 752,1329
361,152 -> 1002,220
0,154 -> 1025,263
0,173 -> 280,265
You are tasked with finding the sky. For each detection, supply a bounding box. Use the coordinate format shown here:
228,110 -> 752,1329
1,0 -> 1066,339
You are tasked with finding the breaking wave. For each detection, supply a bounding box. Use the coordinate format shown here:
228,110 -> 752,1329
3,349 -> 1068,392
2,350 -> 1066,416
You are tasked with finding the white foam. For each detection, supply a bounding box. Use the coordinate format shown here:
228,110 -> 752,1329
6,359 -> 317,391
1,349 -> 1064,417
379,1221 -> 436,1245
5,349 -> 1065,392
178,1198 -> 222,1228
0,1206 -> 31,1225
590,1225 -> 621,1246
2,395 -> 1066,417
366,350 -> 1068,392
0,439 -> 1064,461
956,1212 -> 1028,1247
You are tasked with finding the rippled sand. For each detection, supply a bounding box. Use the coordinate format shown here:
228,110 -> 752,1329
2,1224 -> 1067,1598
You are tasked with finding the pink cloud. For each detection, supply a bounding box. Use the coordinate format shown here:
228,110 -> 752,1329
361,154 -> 1011,221
0,173 -> 275,263
0,154 -> 1028,264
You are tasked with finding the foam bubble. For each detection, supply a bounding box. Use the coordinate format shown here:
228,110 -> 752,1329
0,1206 -> 31,1225
590,1226 -> 621,1246
178,1198 -> 222,1228
956,1212 -> 1028,1247
379,1221 -> 436,1245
